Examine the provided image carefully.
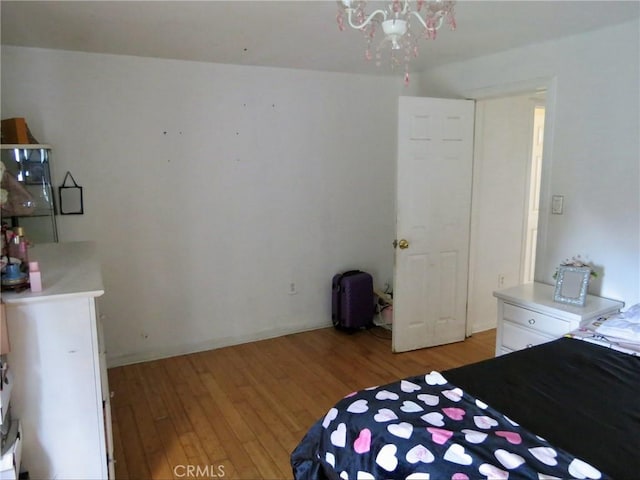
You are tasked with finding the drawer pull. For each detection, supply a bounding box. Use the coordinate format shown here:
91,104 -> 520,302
526,343 -> 534,348
528,318 -> 536,325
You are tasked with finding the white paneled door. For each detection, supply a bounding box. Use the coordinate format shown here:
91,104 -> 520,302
392,97 -> 475,353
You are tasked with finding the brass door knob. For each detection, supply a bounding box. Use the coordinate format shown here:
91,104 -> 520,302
398,239 -> 409,250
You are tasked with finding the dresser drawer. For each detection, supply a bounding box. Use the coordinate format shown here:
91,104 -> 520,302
503,303 -> 572,336
502,321 -> 555,351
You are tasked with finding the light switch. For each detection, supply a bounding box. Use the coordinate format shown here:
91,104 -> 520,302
552,195 -> 564,215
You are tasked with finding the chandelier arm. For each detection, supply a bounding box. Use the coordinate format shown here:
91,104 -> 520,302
345,7 -> 388,30
408,10 -> 445,31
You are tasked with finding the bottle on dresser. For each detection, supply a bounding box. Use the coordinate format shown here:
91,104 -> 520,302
8,227 -> 29,270
1,227 -> 30,291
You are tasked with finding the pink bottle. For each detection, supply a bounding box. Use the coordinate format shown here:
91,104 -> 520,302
29,261 -> 42,292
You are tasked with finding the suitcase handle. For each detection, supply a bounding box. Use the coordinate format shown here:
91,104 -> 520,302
341,270 -> 361,277
333,270 -> 361,292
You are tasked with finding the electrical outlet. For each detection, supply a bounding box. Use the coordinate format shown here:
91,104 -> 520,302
498,274 -> 505,288
288,282 -> 298,295
552,195 -> 564,214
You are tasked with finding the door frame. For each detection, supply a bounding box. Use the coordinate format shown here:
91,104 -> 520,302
462,76 -> 558,336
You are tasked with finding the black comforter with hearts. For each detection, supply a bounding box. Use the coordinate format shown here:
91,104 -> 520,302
292,337 -> 640,479
291,368 -> 608,479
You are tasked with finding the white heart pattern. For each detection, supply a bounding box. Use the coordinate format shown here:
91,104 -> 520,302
478,463 -> 509,479
375,390 -> 400,401
356,472 -> 374,480
405,474 -> 431,480
387,422 -> 413,439
325,452 -> 335,467
406,444 -> 435,464
330,423 -> 346,447
568,458 -> 602,479
528,446 -> 558,466
494,449 -> 525,469
347,399 -> 369,414
461,429 -> 488,444
442,387 -> 463,402
373,408 -> 398,423
421,412 -> 445,427
424,371 -> 447,385
443,443 -> 473,465
376,444 -> 399,472
400,400 -> 424,413
322,408 -> 338,428
474,415 -> 499,429
417,393 -> 440,406
401,380 -> 422,393
536,473 -> 562,480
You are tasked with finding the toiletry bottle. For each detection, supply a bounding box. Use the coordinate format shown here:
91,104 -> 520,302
10,227 -> 29,269
8,231 -> 20,262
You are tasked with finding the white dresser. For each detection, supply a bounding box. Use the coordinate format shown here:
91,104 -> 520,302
2,242 -> 114,479
494,282 -> 623,356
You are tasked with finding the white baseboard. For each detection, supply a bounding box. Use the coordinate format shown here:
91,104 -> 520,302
471,320 -> 497,334
107,321 -> 332,368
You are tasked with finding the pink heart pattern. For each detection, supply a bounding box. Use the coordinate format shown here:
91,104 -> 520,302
426,427 -> 453,445
354,428 -> 372,454
298,371 -> 607,480
442,407 -> 466,421
495,430 -> 522,445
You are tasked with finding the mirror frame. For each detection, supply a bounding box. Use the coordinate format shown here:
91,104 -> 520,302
553,265 -> 591,306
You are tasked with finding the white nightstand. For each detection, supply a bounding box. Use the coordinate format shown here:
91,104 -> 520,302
493,282 -> 624,356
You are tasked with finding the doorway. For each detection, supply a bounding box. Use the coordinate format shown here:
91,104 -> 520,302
523,104 -> 546,284
466,92 -> 546,334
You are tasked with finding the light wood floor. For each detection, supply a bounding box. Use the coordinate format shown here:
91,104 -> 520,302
109,326 -> 496,480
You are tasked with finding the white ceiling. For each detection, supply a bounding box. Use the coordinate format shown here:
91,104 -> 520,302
1,1 -> 639,77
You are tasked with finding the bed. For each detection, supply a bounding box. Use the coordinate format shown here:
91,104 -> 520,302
291,315 -> 640,479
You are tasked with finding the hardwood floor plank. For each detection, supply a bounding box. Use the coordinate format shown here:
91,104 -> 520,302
112,326 -> 496,479
153,416 -> 191,479
199,347 -> 252,404
235,395 -> 296,478
240,384 -> 309,456
136,361 -> 170,421
199,371 -> 257,443
115,405 -> 153,480
171,386 -> 227,464
242,439 -> 289,480
110,406 -> 130,480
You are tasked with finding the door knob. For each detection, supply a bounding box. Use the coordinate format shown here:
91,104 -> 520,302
398,239 -> 410,250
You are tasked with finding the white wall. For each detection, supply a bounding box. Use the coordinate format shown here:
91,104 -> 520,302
415,19 -> 640,308
2,18 -> 638,360
1,47 -> 400,365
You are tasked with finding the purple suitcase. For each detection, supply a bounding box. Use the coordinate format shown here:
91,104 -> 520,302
332,270 -> 374,330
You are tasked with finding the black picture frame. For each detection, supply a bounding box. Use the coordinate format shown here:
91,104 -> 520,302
59,172 -> 84,215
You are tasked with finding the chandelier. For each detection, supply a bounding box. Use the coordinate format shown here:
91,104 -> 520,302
336,0 -> 456,85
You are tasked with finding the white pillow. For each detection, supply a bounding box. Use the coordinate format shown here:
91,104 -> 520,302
595,304 -> 640,341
